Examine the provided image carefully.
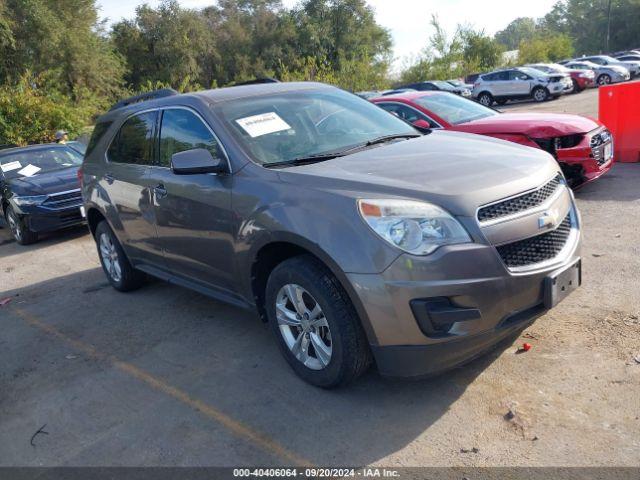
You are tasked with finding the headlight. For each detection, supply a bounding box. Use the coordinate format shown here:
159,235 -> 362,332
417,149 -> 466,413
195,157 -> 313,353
358,199 -> 471,255
12,195 -> 48,206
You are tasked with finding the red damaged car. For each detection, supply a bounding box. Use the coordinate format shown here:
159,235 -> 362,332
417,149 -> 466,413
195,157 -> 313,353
372,91 -> 614,187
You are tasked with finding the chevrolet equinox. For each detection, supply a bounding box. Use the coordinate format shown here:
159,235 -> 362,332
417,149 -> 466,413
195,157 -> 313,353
80,82 -> 582,387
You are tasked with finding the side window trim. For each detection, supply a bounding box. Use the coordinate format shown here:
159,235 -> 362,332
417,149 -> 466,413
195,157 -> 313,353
156,106 -> 232,174
378,101 -> 443,129
105,108 -> 158,166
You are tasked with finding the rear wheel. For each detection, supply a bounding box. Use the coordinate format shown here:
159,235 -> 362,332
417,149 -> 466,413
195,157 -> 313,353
95,220 -> 145,292
265,255 -> 371,388
532,86 -> 549,102
477,92 -> 494,106
5,206 -> 38,245
597,74 -> 611,86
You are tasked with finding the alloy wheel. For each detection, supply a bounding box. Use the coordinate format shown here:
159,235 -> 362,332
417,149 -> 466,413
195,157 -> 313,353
598,75 -> 611,85
99,233 -> 122,283
534,89 -> 547,102
7,211 -> 22,242
275,284 -> 332,370
479,95 -> 491,106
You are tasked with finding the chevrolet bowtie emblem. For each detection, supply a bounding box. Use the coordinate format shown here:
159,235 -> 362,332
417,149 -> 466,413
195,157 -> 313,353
538,210 -> 559,229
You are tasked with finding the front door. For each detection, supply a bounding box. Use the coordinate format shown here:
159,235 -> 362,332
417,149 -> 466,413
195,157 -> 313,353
147,107 -> 236,294
104,111 -> 164,266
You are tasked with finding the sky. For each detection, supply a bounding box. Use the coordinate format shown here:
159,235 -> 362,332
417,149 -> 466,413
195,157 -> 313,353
97,0 -> 560,68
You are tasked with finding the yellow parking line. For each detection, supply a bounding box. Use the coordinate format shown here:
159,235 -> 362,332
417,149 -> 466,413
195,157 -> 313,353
12,307 -> 312,467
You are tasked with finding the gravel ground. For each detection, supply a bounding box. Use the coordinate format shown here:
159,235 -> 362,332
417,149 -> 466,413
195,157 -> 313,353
1,89 -> 639,468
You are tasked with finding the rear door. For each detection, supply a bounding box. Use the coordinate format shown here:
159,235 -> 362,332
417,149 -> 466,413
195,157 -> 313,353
146,107 -> 236,294
491,71 -> 510,97
104,111 -> 164,266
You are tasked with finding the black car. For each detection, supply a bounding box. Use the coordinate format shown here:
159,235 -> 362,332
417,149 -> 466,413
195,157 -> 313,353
395,80 -> 472,98
0,144 -> 85,244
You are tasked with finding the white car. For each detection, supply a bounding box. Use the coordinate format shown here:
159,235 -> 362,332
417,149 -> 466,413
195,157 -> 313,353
472,67 -> 570,106
580,55 -> 639,77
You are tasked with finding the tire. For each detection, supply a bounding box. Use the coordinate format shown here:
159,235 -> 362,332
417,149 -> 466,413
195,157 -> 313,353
477,92 -> 494,107
572,79 -> 583,93
597,74 -> 611,86
265,255 -> 371,388
532,86 -> 549,102
94,220 -> 145,292
495,99 -> 508,106
5,206 -> 38,245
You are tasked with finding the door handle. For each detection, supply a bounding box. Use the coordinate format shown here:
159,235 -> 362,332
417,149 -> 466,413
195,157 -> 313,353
104,173 -> 115,185
154,184 -> 167,199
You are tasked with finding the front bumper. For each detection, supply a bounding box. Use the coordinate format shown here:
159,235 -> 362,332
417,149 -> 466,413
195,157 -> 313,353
347,215 -> 581,378
556,128 -> 615,187
12,201 -> 85,233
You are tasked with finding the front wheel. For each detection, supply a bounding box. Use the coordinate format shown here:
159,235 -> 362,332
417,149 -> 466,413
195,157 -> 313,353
477,92 -> 494,106
94,220 -> 145,292
265,255 -> 371,388
597,74 -> 611,86
532,87 -> 549,102
5,206 -> 38,245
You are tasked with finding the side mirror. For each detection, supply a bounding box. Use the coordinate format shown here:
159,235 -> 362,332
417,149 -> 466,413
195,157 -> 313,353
412,119 -> 432,132
171,148 -> 226,175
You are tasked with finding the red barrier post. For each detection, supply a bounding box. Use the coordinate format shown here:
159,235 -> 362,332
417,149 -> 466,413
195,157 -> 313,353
599,82 -> 640,163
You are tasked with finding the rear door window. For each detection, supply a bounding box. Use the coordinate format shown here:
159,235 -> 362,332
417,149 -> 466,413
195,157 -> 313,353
158,109 -> 221,168
107,112 -> 157,165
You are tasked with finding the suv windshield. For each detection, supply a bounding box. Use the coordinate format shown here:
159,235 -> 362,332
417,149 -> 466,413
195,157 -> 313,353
213,88 -> 417,166
413,93 -> 498,125
0,147 -> 82,180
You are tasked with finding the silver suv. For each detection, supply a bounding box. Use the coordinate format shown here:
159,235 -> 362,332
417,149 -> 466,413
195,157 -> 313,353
81,82 -> 582,387
472,67 -> 571,106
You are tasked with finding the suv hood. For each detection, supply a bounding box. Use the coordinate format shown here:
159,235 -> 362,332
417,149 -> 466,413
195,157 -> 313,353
455,112 -> 600,138
277,130 -> 559,217
7,167 -> 80,196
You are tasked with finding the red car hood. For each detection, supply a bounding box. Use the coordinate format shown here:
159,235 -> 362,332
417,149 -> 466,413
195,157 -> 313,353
454,112 -> 601,138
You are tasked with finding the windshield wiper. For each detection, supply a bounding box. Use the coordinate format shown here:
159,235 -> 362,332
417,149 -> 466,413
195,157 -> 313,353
361,133 -> 422,147
263,152 -> 347,169
263,134 -> 422,169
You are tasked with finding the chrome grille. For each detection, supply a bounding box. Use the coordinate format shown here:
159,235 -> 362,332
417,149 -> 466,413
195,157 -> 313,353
477,175 -> 562,223
590,129 -> 612,166
41,189 -> 82,209
496,214 -> 572,268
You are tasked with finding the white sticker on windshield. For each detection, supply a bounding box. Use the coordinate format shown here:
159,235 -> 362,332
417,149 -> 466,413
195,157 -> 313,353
17,164 -> 41,177
236,112 -> 291,138
1,160 -> 21,172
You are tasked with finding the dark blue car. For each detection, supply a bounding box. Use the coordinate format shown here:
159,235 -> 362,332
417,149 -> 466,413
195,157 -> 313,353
0,144 -> 85,244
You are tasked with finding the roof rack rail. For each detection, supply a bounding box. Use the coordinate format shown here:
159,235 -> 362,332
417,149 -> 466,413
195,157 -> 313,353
109,88 -> 179,111
233,78 -> 281,87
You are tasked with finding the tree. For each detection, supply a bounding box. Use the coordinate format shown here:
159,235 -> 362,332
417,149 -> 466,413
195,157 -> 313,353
542,0 -> 640,54
495,17 -> 538,50
518,33 -> 574,63
399,18 -> 504,83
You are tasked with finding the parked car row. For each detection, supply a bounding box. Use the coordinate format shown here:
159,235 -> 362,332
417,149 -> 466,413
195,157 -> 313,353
1,80 -> 608,387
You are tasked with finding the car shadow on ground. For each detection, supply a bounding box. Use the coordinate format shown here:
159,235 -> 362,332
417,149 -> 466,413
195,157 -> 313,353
0,224 -> 89,258
574,163 -> 640,202
1,267 -> 521,466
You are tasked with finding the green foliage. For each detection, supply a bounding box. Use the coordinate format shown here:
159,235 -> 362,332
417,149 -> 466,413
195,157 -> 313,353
0,78 -> 88,145
399,17 -> 504,83
495,17 -> 539,50
542,0 -> 640,54
518,33 -> 574,63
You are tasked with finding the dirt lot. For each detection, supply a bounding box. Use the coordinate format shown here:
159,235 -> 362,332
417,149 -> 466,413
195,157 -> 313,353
1,89 -> 639,467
